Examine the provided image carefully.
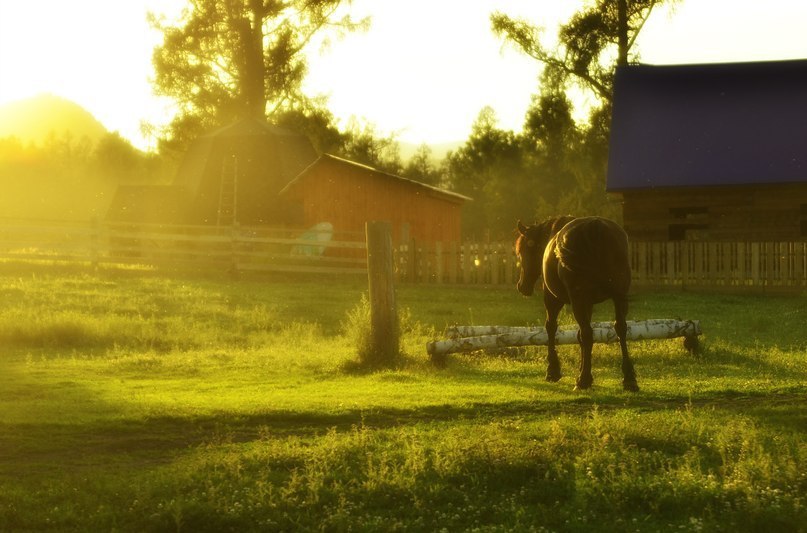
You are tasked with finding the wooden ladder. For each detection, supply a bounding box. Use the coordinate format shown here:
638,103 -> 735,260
217,155 -> 238,227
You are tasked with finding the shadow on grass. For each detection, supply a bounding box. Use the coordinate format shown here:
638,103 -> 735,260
2,384 -> 804,480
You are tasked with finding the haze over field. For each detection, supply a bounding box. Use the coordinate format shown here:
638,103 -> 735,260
2,0 -> 807,229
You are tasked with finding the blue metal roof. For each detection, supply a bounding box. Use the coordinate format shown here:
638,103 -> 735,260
606,59 -> 807,191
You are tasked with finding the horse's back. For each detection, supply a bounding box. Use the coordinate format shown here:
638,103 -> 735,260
549,216 -> 631,297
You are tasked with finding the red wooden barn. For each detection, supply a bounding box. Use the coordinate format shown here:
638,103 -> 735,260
280,154 -> 470,245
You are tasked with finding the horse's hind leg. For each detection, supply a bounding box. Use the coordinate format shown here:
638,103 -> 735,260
543,290 -> 564,382
614,295 -> 639,392
570,298 -> 594,390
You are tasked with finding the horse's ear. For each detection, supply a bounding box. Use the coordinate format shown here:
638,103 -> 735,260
517,220 -> 527,235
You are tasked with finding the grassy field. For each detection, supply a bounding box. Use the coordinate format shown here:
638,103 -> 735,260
0,262 -> 805,532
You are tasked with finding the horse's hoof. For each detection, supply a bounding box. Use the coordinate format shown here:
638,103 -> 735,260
623,381 -> 640,393
574,374 -> 594,390
683,336 -> 700,355
545,373 -> 562,383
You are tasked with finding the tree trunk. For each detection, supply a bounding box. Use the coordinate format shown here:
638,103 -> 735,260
617,0 -> 629,66
239,3 -> 267,118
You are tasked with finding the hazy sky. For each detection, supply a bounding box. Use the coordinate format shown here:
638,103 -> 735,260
2,0 -> 807,151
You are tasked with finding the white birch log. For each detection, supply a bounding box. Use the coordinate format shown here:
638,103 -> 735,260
427,319 -> 701,357
445,320 -> 695,339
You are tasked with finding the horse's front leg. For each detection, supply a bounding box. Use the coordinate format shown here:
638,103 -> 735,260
543,288 -> 564,382
614,296 -> 639,392
571,299 -> 594,390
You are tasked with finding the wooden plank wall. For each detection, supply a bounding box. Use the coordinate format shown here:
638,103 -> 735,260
620,184 -> 807,241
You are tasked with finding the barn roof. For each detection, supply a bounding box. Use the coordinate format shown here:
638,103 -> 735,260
280,154 -> 472,203
174,117 -> 317,198
606,59 -> 807,191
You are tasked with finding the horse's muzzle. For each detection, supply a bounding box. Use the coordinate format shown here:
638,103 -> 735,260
517,280 -> 534,297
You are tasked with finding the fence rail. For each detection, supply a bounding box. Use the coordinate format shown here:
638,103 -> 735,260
0,219 -> 805,292
397,239 -> 807,292
629,241 -> 807,291
0,219 -> 368,275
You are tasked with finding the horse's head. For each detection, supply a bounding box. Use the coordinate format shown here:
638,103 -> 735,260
515,216 -> 576,296
515,220 -> 550,296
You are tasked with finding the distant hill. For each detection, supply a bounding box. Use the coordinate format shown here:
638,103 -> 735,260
0,94 -> 108,144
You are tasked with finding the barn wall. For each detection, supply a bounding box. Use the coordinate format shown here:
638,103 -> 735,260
620,184 -> 807,241
290,160 -> 463,245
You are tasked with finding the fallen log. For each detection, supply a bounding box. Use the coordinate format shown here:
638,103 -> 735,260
427,319 -> 701,358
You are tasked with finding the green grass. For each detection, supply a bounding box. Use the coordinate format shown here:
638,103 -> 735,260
0,263 -> 805,532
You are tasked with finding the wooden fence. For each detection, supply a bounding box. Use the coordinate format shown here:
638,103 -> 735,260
0,219 -> 367,275
396,239 -> 807,292
0,219 -> 805,292
629,241 -> 807,292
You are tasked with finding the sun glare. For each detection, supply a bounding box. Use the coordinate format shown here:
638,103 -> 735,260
2,0 -> 807,151
304,0 -> 571,145
0,0 -> 184,151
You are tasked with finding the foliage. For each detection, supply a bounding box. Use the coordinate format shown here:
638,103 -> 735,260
443,97 -> 620,239
341,293 -> 425,371
444,107 -> 530,239
149,0 -> 368,152
0,131 -> 171,184
275,104 -> 344,155
491,0 -> 676,104
453,1 -> 682,236
341,292 -> 379,369
334,119 -> 404,175
0,265 -> 805,531
403,144 -> 442,187
147,0 -> 416,180
0,132 -> 174,220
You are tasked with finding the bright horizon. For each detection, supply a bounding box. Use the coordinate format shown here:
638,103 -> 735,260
2,0 -> 807,151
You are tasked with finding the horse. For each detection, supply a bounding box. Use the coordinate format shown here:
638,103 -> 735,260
515,216 -> 639,392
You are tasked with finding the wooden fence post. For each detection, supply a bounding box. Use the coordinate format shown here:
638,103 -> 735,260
407,238 -> 417,283
434,241 -> 444,284
504,244 -> 514,286
764,242 -> 775,290
462,242 -> 473,284
89,217 -> 100,270
751,242 -> 761,287
366,221 -> 399,364
490,243 -> 500,286
665,241 -> 676,287
795,242 -> 805,287
230,222 -> 240,277
447,241 -> 458,284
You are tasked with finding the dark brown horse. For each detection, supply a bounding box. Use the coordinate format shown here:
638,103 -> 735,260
515,216 -> 638,392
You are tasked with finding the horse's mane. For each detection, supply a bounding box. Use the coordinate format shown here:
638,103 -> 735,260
543,215 -> 576,236
516,215 -> 576,257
